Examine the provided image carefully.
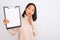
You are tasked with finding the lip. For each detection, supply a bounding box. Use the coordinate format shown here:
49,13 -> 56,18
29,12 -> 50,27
27,13 -> 31,17
28,13 -> 31,15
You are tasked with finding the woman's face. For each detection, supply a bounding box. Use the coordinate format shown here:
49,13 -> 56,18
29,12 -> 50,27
25,5 -> 35,17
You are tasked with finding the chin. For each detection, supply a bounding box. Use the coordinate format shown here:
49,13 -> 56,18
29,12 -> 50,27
26,13 -> 32,17
28,15 -> 32,17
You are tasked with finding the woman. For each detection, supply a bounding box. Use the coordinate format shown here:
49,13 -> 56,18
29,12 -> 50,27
3,3 -> 37,40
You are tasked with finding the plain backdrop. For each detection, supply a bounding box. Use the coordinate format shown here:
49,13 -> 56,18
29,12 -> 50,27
0,0 -> 60,40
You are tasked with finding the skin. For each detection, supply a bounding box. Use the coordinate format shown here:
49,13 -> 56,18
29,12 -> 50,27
25,5 -> 35,25
3,5 -> 36,37
3,5 -> 35,25
25,5 -> 35,17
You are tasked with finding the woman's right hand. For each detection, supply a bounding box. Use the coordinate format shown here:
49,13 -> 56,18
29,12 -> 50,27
3,19 -> 18,36
3,19 -> 9,25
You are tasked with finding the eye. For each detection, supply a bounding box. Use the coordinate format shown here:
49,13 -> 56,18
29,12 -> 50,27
32,9 -> 34,12
27,7 -> 31,10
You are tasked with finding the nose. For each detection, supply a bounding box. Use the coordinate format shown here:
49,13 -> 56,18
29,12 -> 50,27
29,10 -> 33,15
28,10 -> 31,14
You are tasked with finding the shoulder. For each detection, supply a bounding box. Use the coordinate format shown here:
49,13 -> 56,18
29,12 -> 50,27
21,16 -> 25,20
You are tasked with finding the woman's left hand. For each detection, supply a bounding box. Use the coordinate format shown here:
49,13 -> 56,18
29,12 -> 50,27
28,16 -> 33,25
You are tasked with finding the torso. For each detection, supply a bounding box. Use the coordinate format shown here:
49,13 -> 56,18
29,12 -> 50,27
18,15 -> 34,40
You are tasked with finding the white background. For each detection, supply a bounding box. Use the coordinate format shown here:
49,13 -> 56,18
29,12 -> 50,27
0,0 -> 60,40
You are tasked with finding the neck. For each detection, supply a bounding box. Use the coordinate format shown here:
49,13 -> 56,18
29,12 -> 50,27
25,14 -> 31,19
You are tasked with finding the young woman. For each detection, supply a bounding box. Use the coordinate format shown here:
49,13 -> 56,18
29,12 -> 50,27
3,3 -> 37,40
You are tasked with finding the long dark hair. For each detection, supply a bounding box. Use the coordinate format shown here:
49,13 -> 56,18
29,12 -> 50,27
22,3 -> 37,21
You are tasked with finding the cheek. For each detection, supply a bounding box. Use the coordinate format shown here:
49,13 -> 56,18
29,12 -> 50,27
26,10 -> 29,15
31,11 -> 34,15
26,9 -> 34,16
25,10 -> 30,16
26,9 -> 29,13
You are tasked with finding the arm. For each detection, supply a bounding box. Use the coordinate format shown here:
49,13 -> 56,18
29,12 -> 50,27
28,17 -> 38,36
32,21 -> 38,37
3,19 -> 19,36
8,28 -> 19,36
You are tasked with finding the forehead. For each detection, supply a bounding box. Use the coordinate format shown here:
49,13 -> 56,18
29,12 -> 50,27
27,5 -> 35,9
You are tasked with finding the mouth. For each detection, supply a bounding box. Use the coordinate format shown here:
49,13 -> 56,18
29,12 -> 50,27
28,13 -> 31,16
26,13 -> 32,17
28,13 -> 31,15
